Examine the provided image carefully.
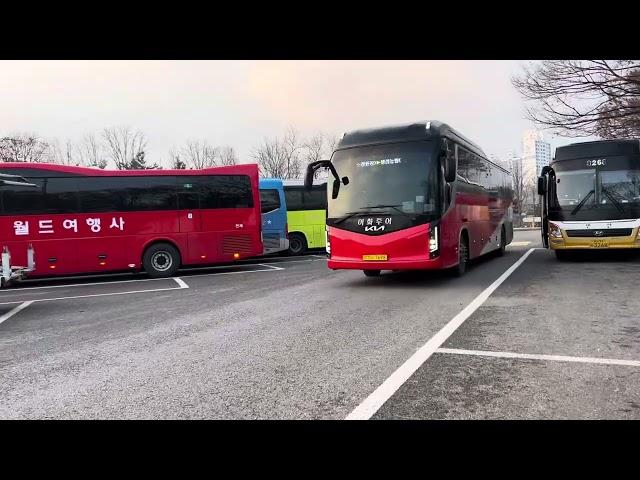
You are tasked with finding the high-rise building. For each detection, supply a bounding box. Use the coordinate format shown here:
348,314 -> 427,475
522,129 -> 551,182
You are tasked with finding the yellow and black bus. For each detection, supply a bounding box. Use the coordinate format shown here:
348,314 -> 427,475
538,139 -> 640,259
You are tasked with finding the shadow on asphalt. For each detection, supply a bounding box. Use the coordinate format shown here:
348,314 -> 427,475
555,249 -> 640,264
341,249 -> 516,289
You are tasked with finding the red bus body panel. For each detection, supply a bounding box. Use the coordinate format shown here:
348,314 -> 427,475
327,189 -> 509,271
0,163 -> 263,278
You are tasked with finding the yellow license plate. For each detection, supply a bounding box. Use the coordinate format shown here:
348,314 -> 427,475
590,240 -> 609,248
362,254 -> 388,261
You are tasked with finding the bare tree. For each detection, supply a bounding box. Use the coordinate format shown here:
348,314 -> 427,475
510,157 -> 527,223
512,60 -> 640,138
252,127 -> 303,179
0,133 -> 50,163
303,132 -> 340,179
78,134 -> 108,169
168,148 -> 187,169
181,139 -> 219,169
216,146 -> 238,166
102,126 -> 148,170
47,138 -> 77,165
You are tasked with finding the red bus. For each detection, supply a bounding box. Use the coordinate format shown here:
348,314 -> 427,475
0,162 -> 263,279
305,121 -> 514,277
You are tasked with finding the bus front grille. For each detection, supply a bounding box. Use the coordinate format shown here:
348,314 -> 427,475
223,234 -> 253,254
565,228 -> 633,237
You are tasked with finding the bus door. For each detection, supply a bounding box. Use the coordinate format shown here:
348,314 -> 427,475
177,179 -> 203,263
538,166 -> 555,248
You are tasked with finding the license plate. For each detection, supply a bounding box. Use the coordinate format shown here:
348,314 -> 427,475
362,254 -> 387,261
590,240 -> 609,248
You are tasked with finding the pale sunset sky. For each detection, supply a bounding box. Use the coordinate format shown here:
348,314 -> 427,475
0,60 -> 588,167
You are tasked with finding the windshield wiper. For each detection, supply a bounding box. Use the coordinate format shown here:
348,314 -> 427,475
601,187 -> 625,213
571,189 -> 595,215
332,211 -> 362,225
359,204 -> 414,218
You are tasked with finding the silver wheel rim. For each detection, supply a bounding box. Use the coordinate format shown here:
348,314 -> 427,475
151,251 -> 173,272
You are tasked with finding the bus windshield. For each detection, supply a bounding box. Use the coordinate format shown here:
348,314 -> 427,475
328,141 -> 439,219
552,161 -> 640,220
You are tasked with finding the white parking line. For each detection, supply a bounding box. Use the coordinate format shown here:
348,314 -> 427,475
0,285 -> 189,306
0,301 -> 34,326
173,277 -> 189,288
436,348 -> 640,367
257,263 -> 284,271
510,241 -> 532,247
345,248 -> 537,420
0,275 -> 173,293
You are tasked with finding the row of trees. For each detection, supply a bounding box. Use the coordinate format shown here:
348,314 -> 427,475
513,60 -> 640,138
0,126 -> 338,177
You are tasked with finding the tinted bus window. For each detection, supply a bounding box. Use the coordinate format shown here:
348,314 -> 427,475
304,188 -> 327,210
78,177 -> 127,212
77,177 -> 177,212
128,177 -> 177,211
261,189 -> 281,213
42,177 -> 79,214
1,177 -> 45,215
177,175 -> 253,210
284,189 -> 304,211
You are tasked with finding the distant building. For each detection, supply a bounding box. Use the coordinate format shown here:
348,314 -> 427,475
522,129 -> 551,182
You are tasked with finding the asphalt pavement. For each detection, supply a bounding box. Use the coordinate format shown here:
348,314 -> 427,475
1,231 -> 639,419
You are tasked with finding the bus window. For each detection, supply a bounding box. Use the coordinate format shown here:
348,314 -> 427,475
284,189 -> 304,211
261,189 -> 281,213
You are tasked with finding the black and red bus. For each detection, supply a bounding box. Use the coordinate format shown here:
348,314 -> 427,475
305,121 -> 514,276
0,162 -> 263,279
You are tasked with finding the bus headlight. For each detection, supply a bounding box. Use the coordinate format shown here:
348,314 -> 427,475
429,225 -> 439,257
549,222 -> 562,238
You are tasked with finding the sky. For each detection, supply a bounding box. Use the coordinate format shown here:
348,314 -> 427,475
0,60 -> 588,168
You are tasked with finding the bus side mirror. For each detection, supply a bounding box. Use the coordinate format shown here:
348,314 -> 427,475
441,140 -> 456,183
444,155 -> 456,183
537,176 -> 546,195
342,176 -> 349,186
332,179 -> 340,199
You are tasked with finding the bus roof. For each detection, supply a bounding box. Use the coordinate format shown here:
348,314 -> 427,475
554,139 -> 640,162
259,178 -> 284,189
337,121 -> 487,159
282,179 -> 327,187
0,162 -> 259,178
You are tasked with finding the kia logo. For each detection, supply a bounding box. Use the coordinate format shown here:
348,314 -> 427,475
364,225 -> 385,232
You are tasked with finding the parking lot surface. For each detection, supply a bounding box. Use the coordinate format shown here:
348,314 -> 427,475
1,232 -> 639,419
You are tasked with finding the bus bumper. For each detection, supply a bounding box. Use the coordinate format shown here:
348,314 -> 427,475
326,223 -> 449,270
549,227 -> 640,250
328,256 -> 444,270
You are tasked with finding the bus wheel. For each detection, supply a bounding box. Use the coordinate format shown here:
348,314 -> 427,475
497,226 -> 506,257
363,269 -> 381,277
288,233 -> 307,256
453,235 -> 469,277
143,242 -> 181,278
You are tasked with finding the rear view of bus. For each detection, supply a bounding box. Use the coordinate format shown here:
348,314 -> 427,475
305,121 -> 514,276
259,178 -> 289,255
538,139 -> 640,258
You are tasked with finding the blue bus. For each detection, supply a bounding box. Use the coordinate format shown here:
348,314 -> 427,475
259,178 -> 289,255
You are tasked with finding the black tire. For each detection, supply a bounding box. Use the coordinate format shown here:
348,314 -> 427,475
555,249 -> 569,261
143,242 -> 181,278
453,234 -> 469,277
288,233 -> 307,256
363,269 -> 381,277
496,226 -> 506,257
